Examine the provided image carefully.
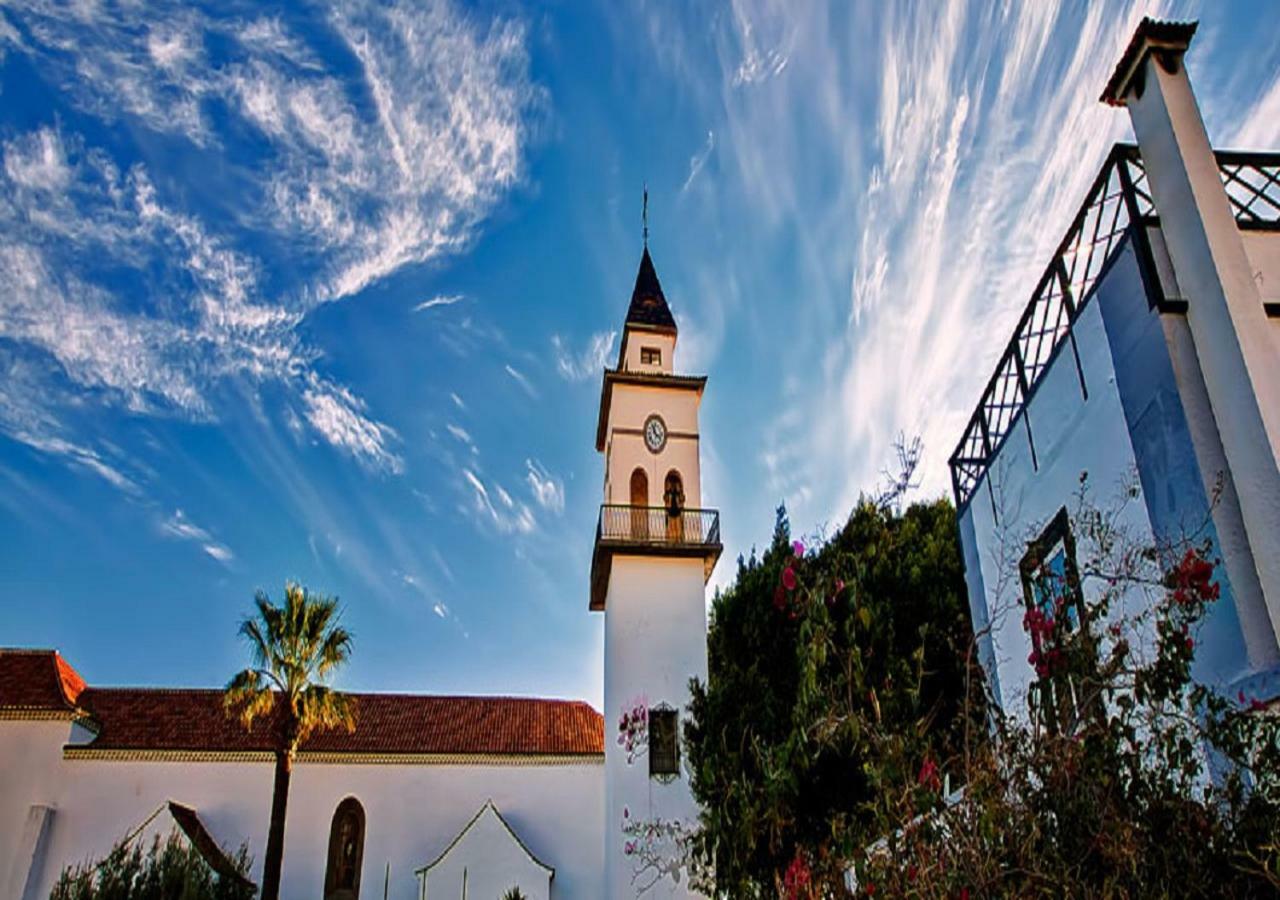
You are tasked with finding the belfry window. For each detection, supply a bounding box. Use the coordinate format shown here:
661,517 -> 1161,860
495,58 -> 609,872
649,704 -> 679,781
324,797 -> 365,900
641,347 -> 661,366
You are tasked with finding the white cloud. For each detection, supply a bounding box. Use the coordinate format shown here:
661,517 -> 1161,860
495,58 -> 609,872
0,0 -> 540,482
551,331 -> 616,381
525,458 -> 565,514
301,379 -> 403,474
681,130 -> 716,193
160,509 -> 234,564
413,293 -> 465,312
504,363 -> 538,398
461,468 -> 536,535
446,422 -> 476,452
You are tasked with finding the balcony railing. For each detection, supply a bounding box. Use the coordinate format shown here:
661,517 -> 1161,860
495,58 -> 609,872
597,505 -> 720,546
589,505 -> 722,609
948,143 -> 1280,511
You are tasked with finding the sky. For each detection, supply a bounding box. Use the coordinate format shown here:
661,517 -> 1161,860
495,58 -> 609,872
2,0 -> 1279,711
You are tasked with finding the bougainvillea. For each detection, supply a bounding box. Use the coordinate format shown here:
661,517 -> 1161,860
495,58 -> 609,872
617,696 -> 648,764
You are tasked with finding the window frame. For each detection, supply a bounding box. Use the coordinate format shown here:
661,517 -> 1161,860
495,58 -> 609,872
640,346 -> 662,366
323,796 -> 366,900
648,703 -> 680,782
1019,507 -> 1094,734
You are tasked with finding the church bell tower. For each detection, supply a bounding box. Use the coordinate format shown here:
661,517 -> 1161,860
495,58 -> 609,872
591,244 -> 722,897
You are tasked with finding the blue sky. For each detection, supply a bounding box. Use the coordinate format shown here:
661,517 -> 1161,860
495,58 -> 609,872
2,1 -> 1278,710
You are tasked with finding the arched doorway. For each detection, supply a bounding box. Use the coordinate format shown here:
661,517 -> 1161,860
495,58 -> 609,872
324,797 -> 365,900
630,467 -> 649,539
664,470 -> 685,541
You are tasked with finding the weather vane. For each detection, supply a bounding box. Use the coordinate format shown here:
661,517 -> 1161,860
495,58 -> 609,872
642,184 -> 649,249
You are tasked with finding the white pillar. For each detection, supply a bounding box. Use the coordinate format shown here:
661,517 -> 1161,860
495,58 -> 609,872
1107,23 -> 1280,655
5,805 -> 54,900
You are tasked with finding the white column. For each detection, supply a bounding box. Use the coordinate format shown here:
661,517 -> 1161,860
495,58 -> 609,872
5,805 -> 54,900
1123,47 -> 1280,652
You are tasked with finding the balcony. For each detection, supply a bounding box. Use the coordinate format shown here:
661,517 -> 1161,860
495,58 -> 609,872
589,505 -> 723,610
948,143 -> 1280,511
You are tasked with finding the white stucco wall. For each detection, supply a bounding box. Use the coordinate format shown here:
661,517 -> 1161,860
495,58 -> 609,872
619,332 -> 677,375
0,719 -> 76,897
419,804 -> 552,900
1241,230 -> 1280,464
0,735 -> 603,900
958,295 -> 1160,719
604,383 -> 703,511
603,555 -> 707,898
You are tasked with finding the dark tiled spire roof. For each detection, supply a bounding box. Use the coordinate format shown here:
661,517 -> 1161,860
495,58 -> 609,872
625,247 -> 677,332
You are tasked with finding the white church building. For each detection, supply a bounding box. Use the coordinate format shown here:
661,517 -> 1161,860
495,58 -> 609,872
0,247 -> 721,900
952,20 -> 1280,722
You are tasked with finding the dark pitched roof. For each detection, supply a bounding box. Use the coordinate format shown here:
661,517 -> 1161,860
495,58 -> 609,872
1101,18 -> 1198,106
75,687 -> 603,756
0,649 -> 86,712
625,247 -> 677,333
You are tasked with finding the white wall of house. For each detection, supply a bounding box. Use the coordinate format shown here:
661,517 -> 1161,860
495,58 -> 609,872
958,283 -> 1160,720
0,739 -> 603,900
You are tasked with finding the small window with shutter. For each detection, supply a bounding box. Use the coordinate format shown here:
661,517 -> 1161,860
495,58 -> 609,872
641,347 -> 661,366
648,704 -> 679,781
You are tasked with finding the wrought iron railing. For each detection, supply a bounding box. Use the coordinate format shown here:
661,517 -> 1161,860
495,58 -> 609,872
948,143 -> 1280,509
595,504 -> 721,547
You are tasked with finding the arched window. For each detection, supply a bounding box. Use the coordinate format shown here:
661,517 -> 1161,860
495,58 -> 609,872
663,471 -> 685,541
324,797 -> 365,900
630,468 -> 649,539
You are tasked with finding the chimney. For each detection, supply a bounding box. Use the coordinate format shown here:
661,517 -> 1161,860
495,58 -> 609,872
1104,19 -> 1280,654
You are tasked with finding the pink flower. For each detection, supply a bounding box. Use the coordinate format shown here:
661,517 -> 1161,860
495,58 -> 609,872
782,567 -> 797,591
792,540 -> 805,557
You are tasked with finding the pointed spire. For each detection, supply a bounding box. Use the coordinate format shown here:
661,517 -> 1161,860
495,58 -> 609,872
642,184 -> 649,249
625,246 -> 676,332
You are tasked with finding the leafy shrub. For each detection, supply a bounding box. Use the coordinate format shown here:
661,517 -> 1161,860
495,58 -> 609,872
50,828 -> 254,900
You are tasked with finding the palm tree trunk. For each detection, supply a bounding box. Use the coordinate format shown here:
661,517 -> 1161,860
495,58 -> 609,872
261,748 -> 293,900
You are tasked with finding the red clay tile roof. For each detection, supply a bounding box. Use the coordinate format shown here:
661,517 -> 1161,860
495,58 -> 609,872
78,688 -> 603,756
2,648 -> 603,755
0,649 -> 86,711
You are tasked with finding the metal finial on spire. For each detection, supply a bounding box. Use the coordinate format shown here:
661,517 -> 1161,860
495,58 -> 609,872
642,184 -> 649,248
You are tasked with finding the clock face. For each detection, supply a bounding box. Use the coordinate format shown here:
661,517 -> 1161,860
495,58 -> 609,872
644,414 -> 667,453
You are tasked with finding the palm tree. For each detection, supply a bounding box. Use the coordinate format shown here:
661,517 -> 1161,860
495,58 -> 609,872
225,582 -> 356,900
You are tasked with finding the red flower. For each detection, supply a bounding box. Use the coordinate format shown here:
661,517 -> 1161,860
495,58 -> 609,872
782,567 -> 797,591
917,756 -> 941,792
773,586 -> 787,611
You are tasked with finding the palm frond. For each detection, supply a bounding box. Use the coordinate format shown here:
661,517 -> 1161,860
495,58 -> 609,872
226,582 -> 356,747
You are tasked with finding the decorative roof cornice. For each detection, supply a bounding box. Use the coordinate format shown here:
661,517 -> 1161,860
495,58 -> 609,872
1101,18 -> 1198,107
63,747 -> 604,766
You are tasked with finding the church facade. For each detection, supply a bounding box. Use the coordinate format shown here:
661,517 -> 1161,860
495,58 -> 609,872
0,249 -> 720,900
951,20 -> 1280,722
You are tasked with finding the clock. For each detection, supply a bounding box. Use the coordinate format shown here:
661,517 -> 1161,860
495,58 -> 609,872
643,414 -> 667,453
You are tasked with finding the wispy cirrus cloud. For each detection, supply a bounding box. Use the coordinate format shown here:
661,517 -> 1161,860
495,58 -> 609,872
551,331 -> 615,381
630,0 -> 1225,537
414,293 -> 465,312
160,509 -> 234,564
0,0 -> 539,486
525,458 -> 565,514
461,467 -> 536,535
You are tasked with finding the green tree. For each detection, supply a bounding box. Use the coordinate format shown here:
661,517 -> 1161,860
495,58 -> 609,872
684,498 -> 984,893
50,828 -> 254,900
224,582 -> 356,900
